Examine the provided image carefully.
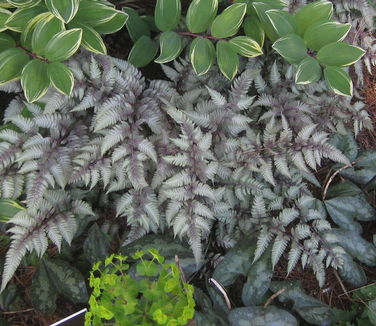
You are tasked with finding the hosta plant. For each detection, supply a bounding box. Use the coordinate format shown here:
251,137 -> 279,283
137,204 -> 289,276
85,249 -> 195,326
0,0 -> 127,102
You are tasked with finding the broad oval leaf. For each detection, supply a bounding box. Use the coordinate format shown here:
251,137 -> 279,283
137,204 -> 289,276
252,1 -> 283,41
272,34 -> 307,64
123,7 -> 150,42
83,223 -> 110,263
317,42 -> 365,67
295,57 -> 321,84
92,12 -> 128,35
338,252 -> 367,288
47,62 -> 74,96
43,28 -> 82,62
295,0 -> 333,35
73,0 -> 117,26
266,9 -> 297,38
20,12 -> 48,48
31,12 -> 65,54
211,3 -> 247,38
68,21 -> 106,54
6,0 -> 41,8
0,8 -> 11,31
324,66 -> 352,97
186,0 -> 218,33
0,33 -> 15,52
189,37 -> 215,76
243,16 -> 265,47
45,0 -> 80,23
154,0 -> 181,32
216,40 -> 239,80
5,5 -> 46,32
0,47 -> 29,85
229,36 -> 263,58
21,59 -> 50,103
155,31 -> 183,64
304,21 -> 351,51
128,35 -> 158,67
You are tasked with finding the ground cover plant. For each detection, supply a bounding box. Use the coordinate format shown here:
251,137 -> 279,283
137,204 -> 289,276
0,0 -> 374,325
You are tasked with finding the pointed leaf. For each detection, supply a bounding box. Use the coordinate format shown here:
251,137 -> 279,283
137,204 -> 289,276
0,8 -> 11,31
83,223 -> 111,263
68,21 -> 106,54
0,199 -> 24,222
0,33 -> 15,51
92,11 -> 127,34
324,66 -> 352,97
243,16 -> 264,47
295,57 -> 322,84
123,7 -> 150,42
216,40 -> 239,80
73,1 -> 117,26
0,48 -> 29,85
21,59 -> 50,102
189,37 -> 215,76
252,1 -> 283,41
154,0 -> 181,32
211,3 -> 246,38
186,0 -> 218,33
338,252 -> 367,288
229,36 -> 263,57
47,62 -> 74,96
266,9 -> 297,38
128,35 -> 158,67
317,42 -> 365,67
155,31 -> 183,64
5,6 -> 46,32
45,0 -> 80,23
272,34 -> 307,64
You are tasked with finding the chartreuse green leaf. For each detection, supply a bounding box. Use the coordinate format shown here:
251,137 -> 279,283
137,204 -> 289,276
90,12 -> 128,35
266,9 -> 297,38
243,16 -> 264,47
229,36 -> 263,57
43,28 -> 82,62
154,0 -> 181,32
0,33 -> 15,51
295,57 -> 321,84
317,42 -> 365,67
216,41 -> 239,80
0,48 -> 29,85
31,13 -> 65,54
47,62 -> 74,96
45,0 -> 79,23
21,59 -> 50,103
0,199 -> 24,222
186,0 -> 218,33
304,21 -> 351,51
6,0 -> 41,8
5,5 -> 46,32
68,21 -> 106,54
123,7 -> 150,42
272,34 -> 307,64
155,31 -> 183,64
295,0 -> 333,35
324,66 -> 352,97
211,3 -> 247,38
189,37 -> 215,76
128,36 -> 158,67
0,8 -> 11,31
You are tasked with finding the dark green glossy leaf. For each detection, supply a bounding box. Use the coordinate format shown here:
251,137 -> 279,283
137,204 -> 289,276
186,0 -> 218,33
0,47 -> 29,85
128,35 -> 158,68
155,31 -> 183,64
123,7 -> 150,42
216,40 -> 239,80
0,283 -> 18,311
243,16 -> 264,47
329,132 -> 358,162
338,252 -> 367,287
154,0 -> 181,32
83,223 -> 110,263
340,150 -> 376,185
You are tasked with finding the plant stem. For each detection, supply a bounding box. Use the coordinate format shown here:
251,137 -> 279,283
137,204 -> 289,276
16,45 -> 51,63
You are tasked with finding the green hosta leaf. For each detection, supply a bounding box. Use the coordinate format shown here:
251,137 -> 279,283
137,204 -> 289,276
317,42 -> 365,67
229,36 -> 263,57
30,262 -> 58,314
21,59 -> 50,103
128,35 -> 158,67
123,7 -> 150,42
154,0 -> 181,32
241,249 -> 272,306
91,12 -> 128,35
266,9 -> 297,38
0,48 -> 29,85
20,12 -> 46,48
0,199 -> 24,222
189,37 -> 215,76
295,57 -> 321,84
73,1 -> 117,26
252,1 -> 282,41
338,252 -> 367,288
324,66 -> 352,97
211,3 -> 247,38
45,0 -> 79,23
243,16 -> 265,47
6,0 -> 41,8
155,31 -> 183,64
43,28 -> 82,62
42,259 -> 88,303
272,34 -> 307,64
31,13 -> 65,54
186,0 -> 218,33
47,62 -> 74,96
0,33 -> 15,51
69,21 -> 106,54
5,6 -> 46,32
304,21 -> 351,51
229,306 -> 298,326
216,40 -> 239,80
83,223 -> 111,263
295,0 -> 333,35
0,8 -> 11,31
